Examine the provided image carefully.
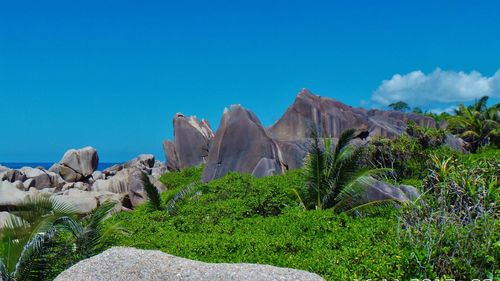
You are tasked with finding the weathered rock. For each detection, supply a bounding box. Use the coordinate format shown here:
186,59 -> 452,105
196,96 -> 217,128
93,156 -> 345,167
1,169 -> 27,183
444,133 -> 469,153
52,189 -> 98,214
0,181 -> 29,209
268,89 -> 368,141
361,179 -> 418,205
0,165 -> 10,180
55,247 -> 325,281
252,158 -> 280,178
268,89 -> 435,141
164,113 -> 214,170
162,140 -> 179,171
91,171 -> 104,181
19,167 -> 52,189
202,105 -> 282,182
13,180 -> 25,191
124,154 -> 155,170
60,146 -> 99,177
151,160 -> 167,177
23,178 -> 36,190
92,163 -> 165,208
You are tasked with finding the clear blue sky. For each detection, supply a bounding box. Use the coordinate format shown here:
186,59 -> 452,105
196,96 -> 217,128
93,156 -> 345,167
1,0 -> 499,162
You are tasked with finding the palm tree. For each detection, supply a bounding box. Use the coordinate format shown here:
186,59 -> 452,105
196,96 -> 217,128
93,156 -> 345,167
448,96 -> 499,152
0,196 -> 76,281
299,128 -> 389,212
0,197 -> 119,281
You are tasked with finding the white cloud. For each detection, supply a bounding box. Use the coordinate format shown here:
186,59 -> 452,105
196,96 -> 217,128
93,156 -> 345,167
372,68 -> 500,107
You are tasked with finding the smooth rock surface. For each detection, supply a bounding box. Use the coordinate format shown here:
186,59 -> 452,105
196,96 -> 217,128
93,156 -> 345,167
55,247 -> 325,281
202,105 -> 282,182
164,114 -> 214,170
0,181 -> 29,208
54,146 -> 99,182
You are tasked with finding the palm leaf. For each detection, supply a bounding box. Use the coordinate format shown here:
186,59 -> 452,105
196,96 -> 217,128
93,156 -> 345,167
141,173 -> 163,211
167,182 -> 198,215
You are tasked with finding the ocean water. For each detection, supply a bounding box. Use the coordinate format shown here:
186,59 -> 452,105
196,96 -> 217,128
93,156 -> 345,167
1,163 -> 118,171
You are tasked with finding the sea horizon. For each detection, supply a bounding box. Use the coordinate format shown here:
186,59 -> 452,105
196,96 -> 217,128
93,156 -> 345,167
1,162 -> 119,171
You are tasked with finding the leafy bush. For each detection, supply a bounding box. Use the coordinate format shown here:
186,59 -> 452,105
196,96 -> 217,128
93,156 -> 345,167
406,121 -> 446,149
400,151 -> 499,279
159,165 -> 203,190
105,169 -> 415,280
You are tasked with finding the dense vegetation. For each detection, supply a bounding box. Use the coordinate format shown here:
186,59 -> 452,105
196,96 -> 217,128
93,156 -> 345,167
104,146 -> 498,280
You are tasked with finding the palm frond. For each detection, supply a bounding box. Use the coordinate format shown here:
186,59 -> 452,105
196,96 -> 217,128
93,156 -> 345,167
333,128 -> 356,163
167,182 -> 198,215
75,201 -> 118,258
141,173 -> 162,211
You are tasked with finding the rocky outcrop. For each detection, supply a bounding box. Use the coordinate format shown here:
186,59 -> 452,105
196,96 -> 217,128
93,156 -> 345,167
202,105 -> 282,182
50,147 -> 99,182
91,154 -> 166,208
267,89 -> 435,140
55,247 -> 325,281
168,89 -> 438,182
1,150 -> 167,214
163,113 -> 214,171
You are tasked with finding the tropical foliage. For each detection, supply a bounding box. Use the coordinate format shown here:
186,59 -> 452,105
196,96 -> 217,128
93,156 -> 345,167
141,173 -> 163,211
299,129 -> 389,211
447,96 -> 500,152
0,197 -> 119,281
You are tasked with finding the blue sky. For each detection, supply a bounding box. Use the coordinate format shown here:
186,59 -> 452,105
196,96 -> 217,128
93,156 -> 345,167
1,0 -> 499,162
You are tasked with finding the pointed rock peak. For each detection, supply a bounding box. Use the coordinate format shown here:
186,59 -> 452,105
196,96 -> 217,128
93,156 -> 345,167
298,88 -> 315,98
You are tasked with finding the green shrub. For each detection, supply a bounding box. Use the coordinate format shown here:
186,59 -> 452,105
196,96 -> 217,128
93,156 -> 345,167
400,152 -> 499,279
159,165 -> 203,190
105,170 -> 415,280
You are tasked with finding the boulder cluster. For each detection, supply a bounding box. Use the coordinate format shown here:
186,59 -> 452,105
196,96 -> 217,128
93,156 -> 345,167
163,89 -> 437,182
0,147 -> 166,216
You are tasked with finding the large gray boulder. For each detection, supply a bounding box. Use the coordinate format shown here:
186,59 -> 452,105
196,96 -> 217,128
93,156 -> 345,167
18,167 -> 64,189
51,189 -> 122,215
202,105 -> 283,182
444,133 -> 469,153
164,114 -> 214,171
334,178 -> 419,211
51,147 -> 99,182
0,181 -> 29,209
55,247 -> 325,281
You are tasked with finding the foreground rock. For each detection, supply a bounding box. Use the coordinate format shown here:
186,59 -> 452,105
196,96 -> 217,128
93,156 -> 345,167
55,247 -> 325,281
202,105 -> 282,182
164,113 -> 214,171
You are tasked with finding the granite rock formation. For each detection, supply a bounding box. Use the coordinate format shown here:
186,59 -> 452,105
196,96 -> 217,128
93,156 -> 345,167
163,113 -> 214,171
201,105 -> 282,182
